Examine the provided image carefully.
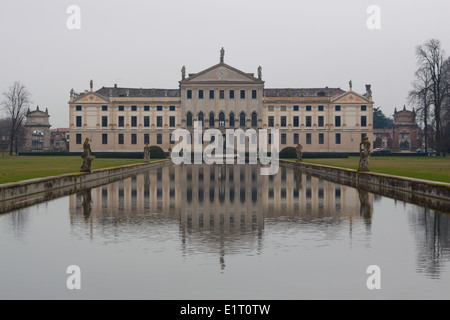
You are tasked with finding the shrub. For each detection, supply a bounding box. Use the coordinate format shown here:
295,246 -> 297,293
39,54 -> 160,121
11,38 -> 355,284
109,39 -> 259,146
279,147 -> 297,159
149,146 -> 166,159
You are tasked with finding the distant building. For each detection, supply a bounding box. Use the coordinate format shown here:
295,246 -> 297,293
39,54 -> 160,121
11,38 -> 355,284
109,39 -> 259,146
68,49 -> 374,153
373,106 -> 424,151
23,106 -> 52,151
51,128 -> 70,152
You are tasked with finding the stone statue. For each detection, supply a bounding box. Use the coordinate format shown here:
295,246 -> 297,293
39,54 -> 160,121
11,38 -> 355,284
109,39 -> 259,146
220,47 -> 225,63
70,88 -> 74,98
258,66 -> 262,80
349,80 -> 352,90
90,79 -> 93,91
144,144 -> 151,163
358,136 -> 371,172
295,143 -> 303,163
80,138 -> 93,173
181,65 -> 186,80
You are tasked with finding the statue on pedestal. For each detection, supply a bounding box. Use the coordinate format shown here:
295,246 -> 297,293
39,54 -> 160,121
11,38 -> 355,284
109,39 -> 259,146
181,65 -> 186,80
80,138 -> 93,173
358,136 -> 371,172
296,143 -> 303,163
220,47 -> 225,63
258,66 -> 262,80
144,144 -> 151,163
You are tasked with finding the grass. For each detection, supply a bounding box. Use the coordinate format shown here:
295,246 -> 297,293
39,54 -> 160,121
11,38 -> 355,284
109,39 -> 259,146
0,155 -> 159,184
285,156 -> 450,183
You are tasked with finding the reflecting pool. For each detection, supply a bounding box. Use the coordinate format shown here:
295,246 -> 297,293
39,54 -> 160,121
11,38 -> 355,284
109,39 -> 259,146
0,164 -> 449,299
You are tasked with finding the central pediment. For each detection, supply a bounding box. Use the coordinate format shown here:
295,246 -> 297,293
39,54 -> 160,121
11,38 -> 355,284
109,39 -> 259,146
181,63 -> 263,84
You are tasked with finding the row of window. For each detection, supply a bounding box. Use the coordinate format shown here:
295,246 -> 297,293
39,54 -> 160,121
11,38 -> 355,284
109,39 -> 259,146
75,133 -> 172,145
75,105 -> 177,112
267,105 -> 367,112
75,116 -> 177,128
268,116 -> 367,127
186,111 -> 258,127
75,132 -> 367,146
187,89 -> 258,100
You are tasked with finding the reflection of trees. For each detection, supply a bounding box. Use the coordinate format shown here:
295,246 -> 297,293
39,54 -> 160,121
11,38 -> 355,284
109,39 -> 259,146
409,207 -> 450,279
9,208 -> 30,240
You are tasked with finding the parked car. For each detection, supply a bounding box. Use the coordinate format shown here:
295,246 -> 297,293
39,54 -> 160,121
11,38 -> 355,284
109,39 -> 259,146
416,147 -> 436,154
372,147 -> 391,155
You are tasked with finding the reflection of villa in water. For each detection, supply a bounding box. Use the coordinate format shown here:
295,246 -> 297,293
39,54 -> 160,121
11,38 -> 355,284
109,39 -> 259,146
70,164 -> 372,235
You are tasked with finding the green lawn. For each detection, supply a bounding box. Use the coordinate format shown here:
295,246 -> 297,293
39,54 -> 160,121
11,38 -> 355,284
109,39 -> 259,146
0,156 -> 156,184
286,156 -> 450,183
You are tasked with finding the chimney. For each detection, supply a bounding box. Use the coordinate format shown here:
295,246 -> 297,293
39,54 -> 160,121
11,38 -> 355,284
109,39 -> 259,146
114,83 -> 118,88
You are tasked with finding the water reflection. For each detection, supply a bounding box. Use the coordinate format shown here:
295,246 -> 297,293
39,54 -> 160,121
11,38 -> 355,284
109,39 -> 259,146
69,164 -> 373,269
409,206 -> 450,279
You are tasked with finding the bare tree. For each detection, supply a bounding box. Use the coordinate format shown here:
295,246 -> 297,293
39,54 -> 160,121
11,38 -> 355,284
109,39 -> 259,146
409,65 -> 433,154
1,82 -> 31,155
415,39 -> 447,156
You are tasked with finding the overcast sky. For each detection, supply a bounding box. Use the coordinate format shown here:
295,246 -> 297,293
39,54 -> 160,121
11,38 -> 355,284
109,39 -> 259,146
1,0 -> 450,128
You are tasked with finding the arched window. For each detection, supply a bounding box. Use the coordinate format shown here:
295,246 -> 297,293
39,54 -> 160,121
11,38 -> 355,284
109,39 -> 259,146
240,112 -> 246,127
219,112 -> 225,127
229,112 -> 235,127
251,112 -> 258,127
209,112 -> 215,127
186,112 -> 193,127
198,112 -> 204,126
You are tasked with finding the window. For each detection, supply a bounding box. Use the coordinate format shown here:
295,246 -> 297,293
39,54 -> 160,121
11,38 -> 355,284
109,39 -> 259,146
209,113 -> 215,127
229,90 -> 234,99
186,112 -> 193,127
157,116 -> 163,127
219,112 -> 225,127
318,105 -> 324,112
335,116 -> 341,127
319,133 -> 324,145
293,116 -> 299,127
318,116 -> 324,127
240,112 -> 246,127
131,116 -> 137,127
118,134 -> 124,145
118,105 -> 124,111
76,105 -> 82,111
268,106 -> 274,112
252,90 -> 257,99
209,90 -> 215,99
102,105 -> 108,111
157,134 -> 162,144
198,112 -> 204,126
144,116 -> 150,127
131,134 -> 137,145
306,133 -> 312,145
102,134 -> 108,145
281,133 -> 287,145
281,116 -> 287,127
118,116 -> 124,127
187,90 -> 192,99
306,105 -> 312,111
144,105 -> 150,111
170,116 -> 175,127
219,90 -> 225,99
335,133 -> 341,144
229,113 -> 235,127
335,105 -> 341,111
102,116 -> 108,127
268,133 -> 272,145
361,105 -> 367,111
131,106 -> 137,111
170,106 -> 175,111
144,134 -> 150,145
281,105 -> 287,112
170,134 -> 175,145
293,105 -> 299,111
240,90 -> 246,99
198,90 -> 204,99
361,116 -> 367,127
294,133 -> 299,144
251,112 -> 258,127
268,116 -> 274,127
76,116 -> 82,127
306,116 -> 312,127
157,106 -> 163,111
76,134 -> 82,144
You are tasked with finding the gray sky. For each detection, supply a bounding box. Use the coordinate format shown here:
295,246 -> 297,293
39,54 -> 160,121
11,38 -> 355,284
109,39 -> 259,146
1,0 -> 450,128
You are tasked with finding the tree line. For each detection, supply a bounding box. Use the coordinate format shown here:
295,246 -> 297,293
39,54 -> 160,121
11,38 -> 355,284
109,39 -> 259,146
409,39 -> 450,156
